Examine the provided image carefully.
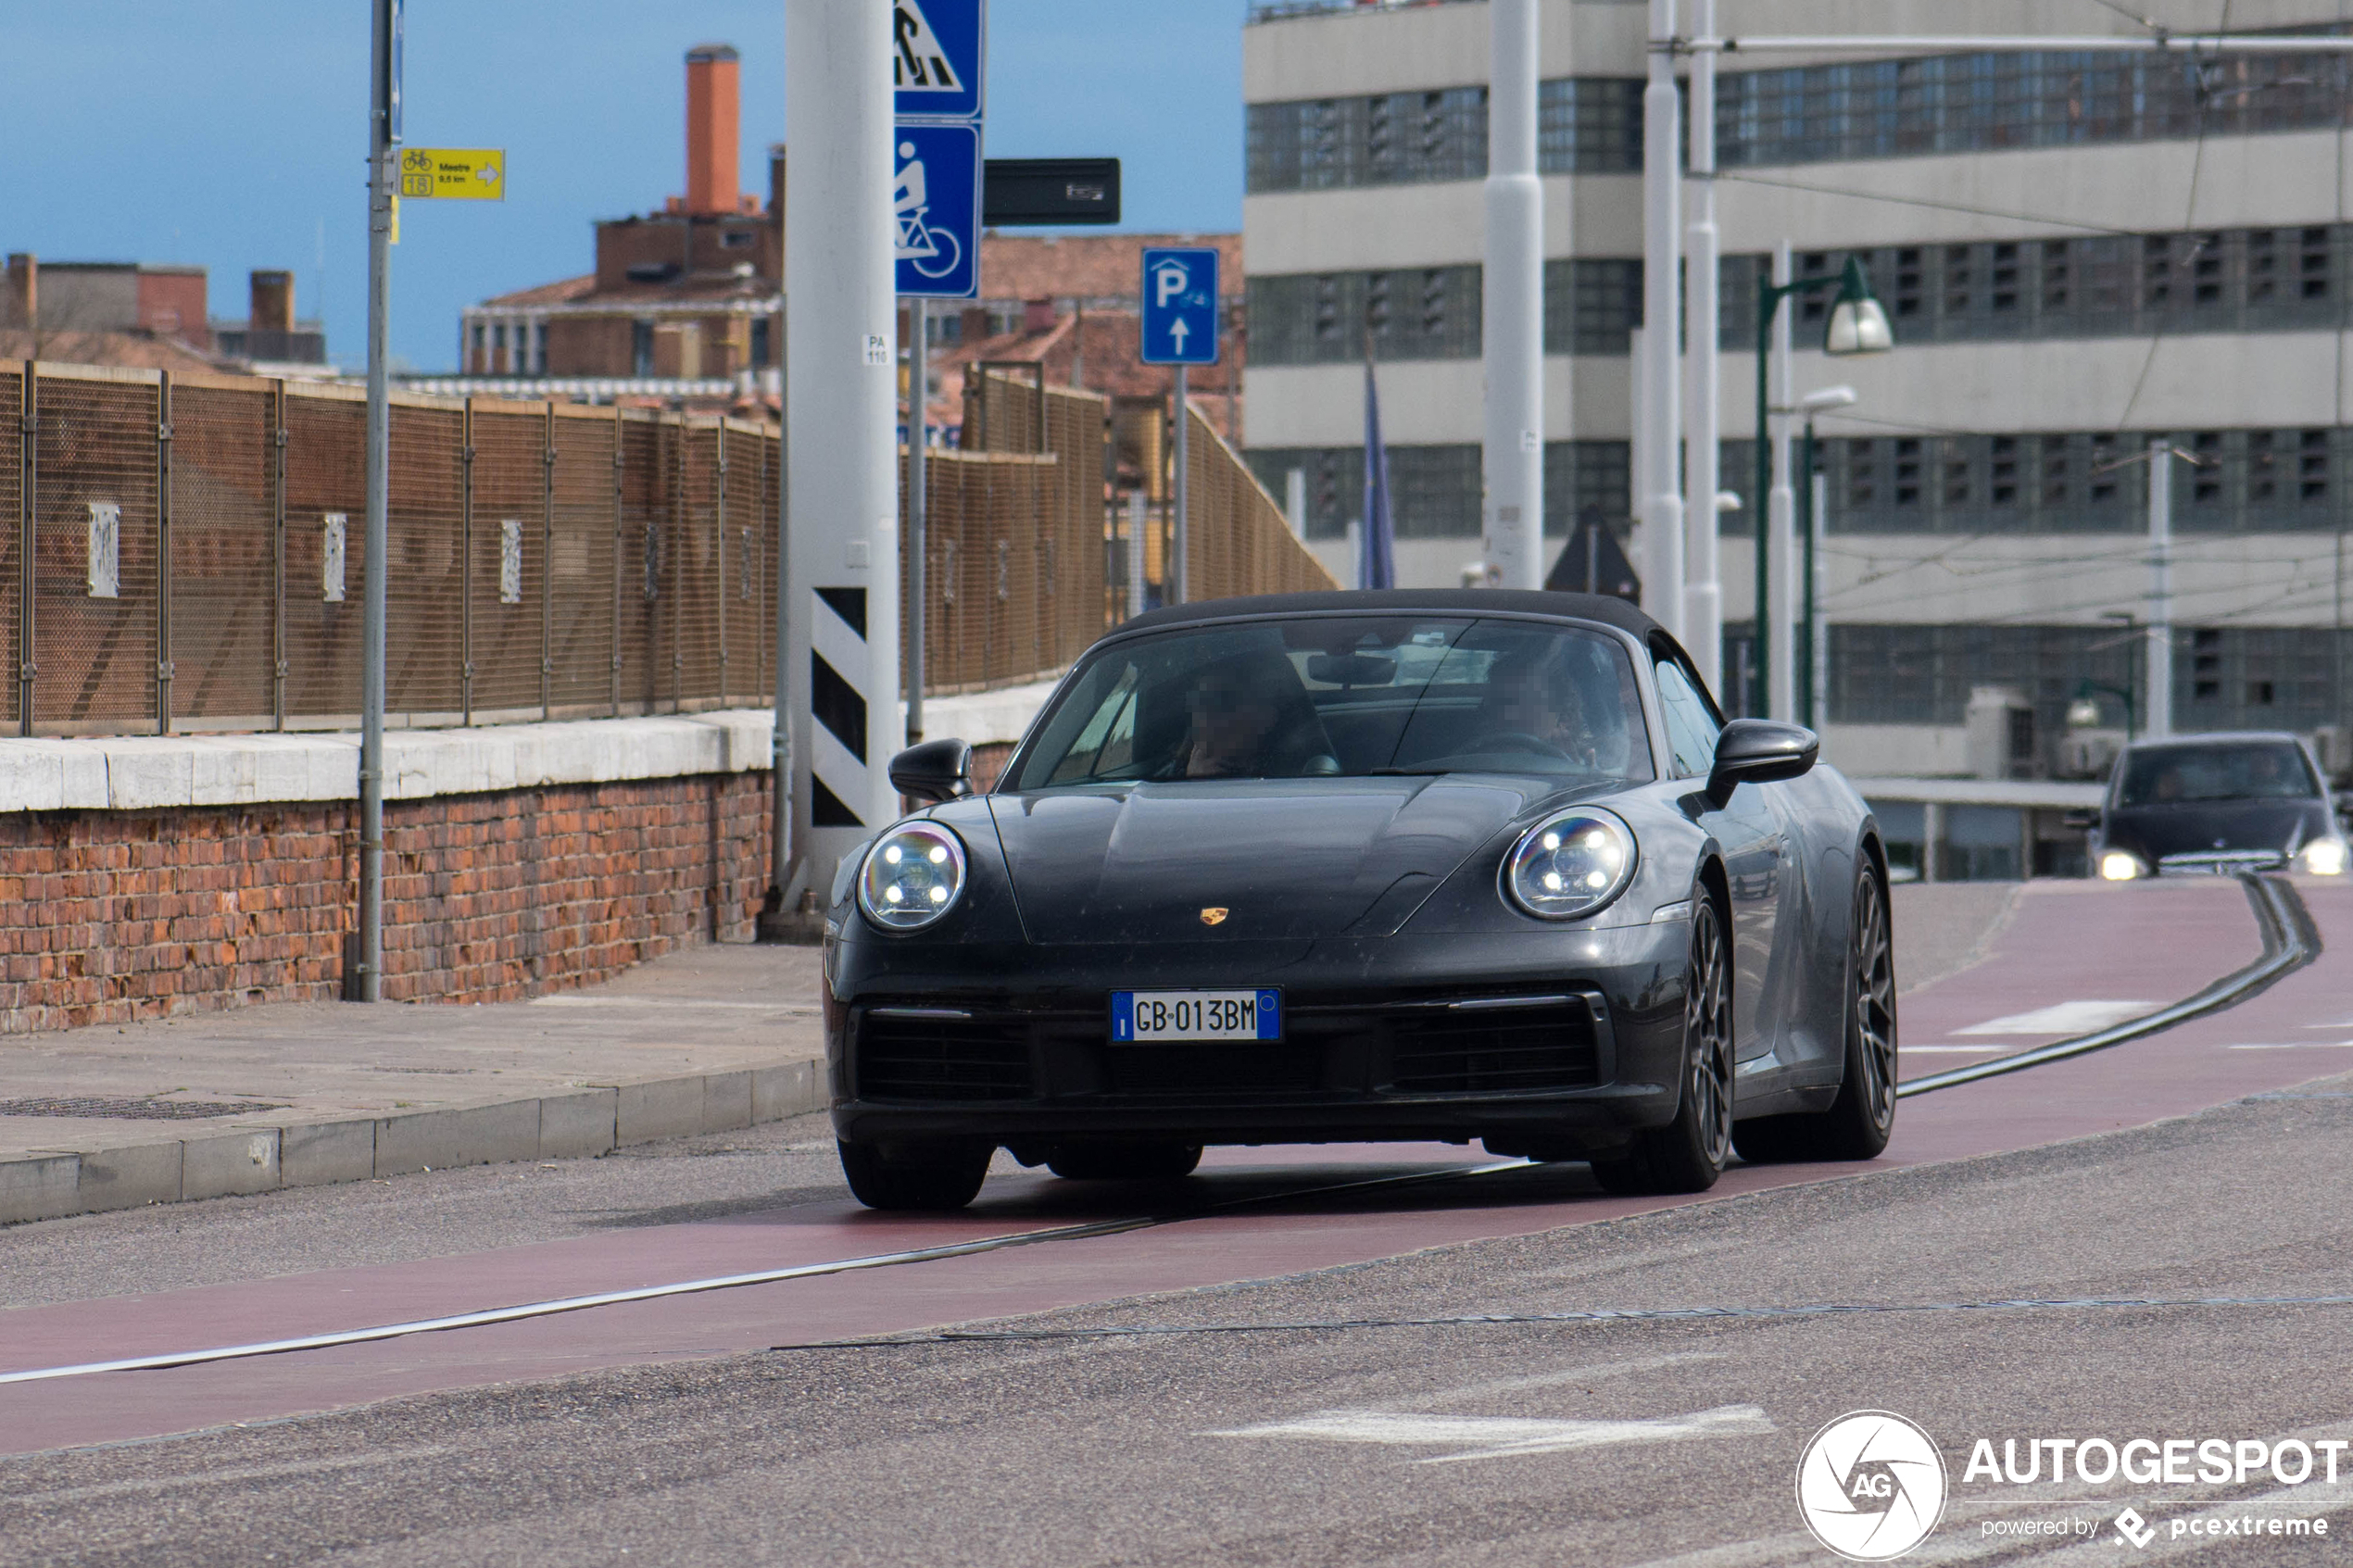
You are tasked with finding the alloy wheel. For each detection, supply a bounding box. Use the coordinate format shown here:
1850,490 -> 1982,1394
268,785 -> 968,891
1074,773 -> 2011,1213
1851,872 -> 1898,1132
1687,900 -> 1735,1170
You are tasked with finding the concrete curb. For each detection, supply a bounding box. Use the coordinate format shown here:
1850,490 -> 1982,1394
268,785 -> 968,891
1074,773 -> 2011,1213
0,1059 -> 824,1226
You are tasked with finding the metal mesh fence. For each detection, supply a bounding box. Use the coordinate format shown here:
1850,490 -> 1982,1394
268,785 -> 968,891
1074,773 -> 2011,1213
37,370 -> 161,732
1181,401 -> 1339,602
0,360 -> 1312,739
386,399 -> 465,722
548,406 -> 618,715
0,368 -> 20,730
167,378 -> 276,727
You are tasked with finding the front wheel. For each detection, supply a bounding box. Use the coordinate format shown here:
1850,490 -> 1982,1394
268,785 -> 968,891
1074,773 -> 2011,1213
1733,863 -> 1897,1164
1592,892 -> 1733,1196
838,1138 -> 992,1211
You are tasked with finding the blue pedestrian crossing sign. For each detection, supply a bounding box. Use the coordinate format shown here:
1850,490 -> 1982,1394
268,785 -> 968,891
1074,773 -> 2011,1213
1141,247 -> 1220,366
893,0 -> 984,122
894,122 -> 981,298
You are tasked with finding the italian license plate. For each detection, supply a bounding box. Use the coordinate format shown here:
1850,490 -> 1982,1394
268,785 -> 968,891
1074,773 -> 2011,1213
1111,989 -> 1283,1043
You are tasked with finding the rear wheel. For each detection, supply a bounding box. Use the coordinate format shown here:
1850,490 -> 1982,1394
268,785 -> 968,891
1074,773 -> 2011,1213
1591,893 -> 1733,1196
1046,1142 -> 1204,1182
1732,863 -> 1898,1163
837,1138 -> 992,1211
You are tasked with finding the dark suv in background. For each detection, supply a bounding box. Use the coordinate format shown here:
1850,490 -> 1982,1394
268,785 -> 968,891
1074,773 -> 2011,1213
2080,733 -> 2350,880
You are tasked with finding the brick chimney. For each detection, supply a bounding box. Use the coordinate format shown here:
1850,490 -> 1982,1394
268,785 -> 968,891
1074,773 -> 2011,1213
685,44 -> 741,217
250,270 -> 295,333
3,253 -> 33,332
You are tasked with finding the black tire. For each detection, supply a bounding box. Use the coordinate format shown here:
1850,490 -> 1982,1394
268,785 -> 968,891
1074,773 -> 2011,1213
1590,891 -> 1734,1196
837,1138 -> 993,1211
1732,863 -> 1898,1164
1045,1142 -> 1204,1181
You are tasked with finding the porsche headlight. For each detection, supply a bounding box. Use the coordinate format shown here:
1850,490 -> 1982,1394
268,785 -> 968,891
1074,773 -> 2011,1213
2302,838 -> 2348,876
1502,808 -> 1637,922
857,822 -> 968,931
2098,850 -> 2145,882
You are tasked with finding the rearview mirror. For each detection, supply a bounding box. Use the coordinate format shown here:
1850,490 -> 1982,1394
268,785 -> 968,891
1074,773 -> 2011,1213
1305,652 -> 1396,687
1705,720 -> 1818,807
888,738 -> 973,805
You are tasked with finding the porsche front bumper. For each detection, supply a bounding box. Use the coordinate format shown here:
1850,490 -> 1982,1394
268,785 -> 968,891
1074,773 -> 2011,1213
825,920 -> 1693,1155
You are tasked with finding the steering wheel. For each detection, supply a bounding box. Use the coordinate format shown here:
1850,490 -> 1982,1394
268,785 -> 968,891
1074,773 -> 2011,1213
1475,730 -> 1572,760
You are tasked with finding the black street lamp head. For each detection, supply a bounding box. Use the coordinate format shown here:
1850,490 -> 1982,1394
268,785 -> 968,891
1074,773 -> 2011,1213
1824,256 -> 1893,356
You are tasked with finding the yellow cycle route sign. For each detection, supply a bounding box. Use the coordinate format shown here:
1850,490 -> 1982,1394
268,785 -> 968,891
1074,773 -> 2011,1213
398,148 -> 506,200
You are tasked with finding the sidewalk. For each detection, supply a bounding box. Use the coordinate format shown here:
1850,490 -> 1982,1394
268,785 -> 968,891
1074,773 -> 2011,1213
0,942 -> 825,1225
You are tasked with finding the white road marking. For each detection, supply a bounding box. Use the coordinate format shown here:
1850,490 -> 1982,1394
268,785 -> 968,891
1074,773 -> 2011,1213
1956,1000 -> 2155,1035
1207,1403 -> 1772,1463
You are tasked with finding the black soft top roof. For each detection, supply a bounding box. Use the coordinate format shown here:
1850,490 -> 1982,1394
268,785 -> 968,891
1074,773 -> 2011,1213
1114,589 -> 1669,646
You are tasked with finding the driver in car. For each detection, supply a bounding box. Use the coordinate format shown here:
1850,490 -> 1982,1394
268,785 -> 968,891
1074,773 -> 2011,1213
1174,650 -> 1340,778
1477,650 -> 1613,771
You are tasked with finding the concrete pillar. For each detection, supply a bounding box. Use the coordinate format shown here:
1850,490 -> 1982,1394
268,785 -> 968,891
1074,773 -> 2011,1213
1480,0 -> 1544,591
784,0 -> 902,903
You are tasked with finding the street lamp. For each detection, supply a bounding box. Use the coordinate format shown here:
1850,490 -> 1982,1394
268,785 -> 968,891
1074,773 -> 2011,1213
2068,678 -> 2137,740
1754,256 -> 1890,718
1790,385 -> 1856,729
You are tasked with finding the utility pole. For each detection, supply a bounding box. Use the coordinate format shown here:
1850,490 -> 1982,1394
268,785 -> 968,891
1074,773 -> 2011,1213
1639,0 -> 1685,644
1482,0 -> 1543,591
357,0 -> 396,1002
2147,437 -> 2174,739
1768,242 -> 1797,722
907,296 -> 926,743
785,0 -> 902,905
1681,0 -> 1720,686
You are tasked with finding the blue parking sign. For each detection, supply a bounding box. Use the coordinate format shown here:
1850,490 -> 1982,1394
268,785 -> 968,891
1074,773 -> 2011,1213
1141,247 -> 1219,365
893,0 -> 984,122
894,122 -> 980,299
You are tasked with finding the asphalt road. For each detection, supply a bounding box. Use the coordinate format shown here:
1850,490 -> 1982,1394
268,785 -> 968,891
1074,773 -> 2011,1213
4,1071 -> 2349,1566
3,877 -> 2349,1564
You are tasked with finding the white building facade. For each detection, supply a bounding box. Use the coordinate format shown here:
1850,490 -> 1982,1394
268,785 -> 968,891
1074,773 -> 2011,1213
1240,0 -> 2353,792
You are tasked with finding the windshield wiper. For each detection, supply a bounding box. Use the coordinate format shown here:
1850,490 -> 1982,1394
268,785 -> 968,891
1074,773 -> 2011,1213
1367,765 -> 1455,775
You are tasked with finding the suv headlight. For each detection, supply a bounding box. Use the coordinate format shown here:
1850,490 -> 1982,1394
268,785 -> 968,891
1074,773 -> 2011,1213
1502,808 -> 1637,922
857,822 -> 968,931
2098,850 -> 2145,882
2302,838 -> 2348,876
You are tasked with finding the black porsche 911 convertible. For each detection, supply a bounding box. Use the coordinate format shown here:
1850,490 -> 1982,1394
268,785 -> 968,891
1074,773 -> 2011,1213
822,589 -> 1897,1210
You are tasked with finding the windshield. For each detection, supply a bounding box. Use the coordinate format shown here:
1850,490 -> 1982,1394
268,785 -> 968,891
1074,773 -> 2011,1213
2116,741 -> 2321,807
1010,616 -> 1654,790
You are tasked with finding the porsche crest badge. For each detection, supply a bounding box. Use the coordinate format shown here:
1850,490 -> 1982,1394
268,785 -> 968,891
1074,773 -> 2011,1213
1199,907 -> 1229,926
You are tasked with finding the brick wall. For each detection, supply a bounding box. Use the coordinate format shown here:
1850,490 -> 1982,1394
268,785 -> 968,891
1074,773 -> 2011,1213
0,771 -> 773,1035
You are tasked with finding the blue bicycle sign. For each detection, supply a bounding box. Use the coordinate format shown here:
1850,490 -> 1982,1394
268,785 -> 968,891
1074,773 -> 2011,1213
894,122 -> 980,298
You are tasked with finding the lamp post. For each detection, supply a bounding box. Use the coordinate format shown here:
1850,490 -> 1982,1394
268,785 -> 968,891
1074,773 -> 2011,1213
1753,255 -> 1889,718
2068,680 -> 2138,741
1788,384 -> 1856,728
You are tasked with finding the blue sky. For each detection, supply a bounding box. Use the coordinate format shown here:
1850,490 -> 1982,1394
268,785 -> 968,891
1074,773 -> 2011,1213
0,1 -> 1250,371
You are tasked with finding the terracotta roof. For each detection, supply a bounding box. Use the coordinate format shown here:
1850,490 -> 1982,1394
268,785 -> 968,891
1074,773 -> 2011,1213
975,232 -> 1241,303
925,308 -> 1246,443
479,274 -> 598,307
0,329 -> 225,375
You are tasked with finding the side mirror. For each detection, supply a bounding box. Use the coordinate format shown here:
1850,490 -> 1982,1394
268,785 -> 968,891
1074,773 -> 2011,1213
2336,791 -> 2353,826
2063,808 -> 2101,832
888,737 -> 973,804
1705,720 -> 1818,806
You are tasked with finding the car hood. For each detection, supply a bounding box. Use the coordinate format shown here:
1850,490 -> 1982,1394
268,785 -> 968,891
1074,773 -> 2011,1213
2106,798 -> 2334,862
986,775 -> 1584,944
